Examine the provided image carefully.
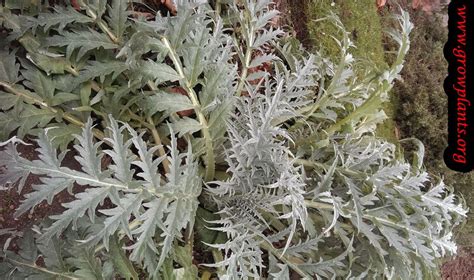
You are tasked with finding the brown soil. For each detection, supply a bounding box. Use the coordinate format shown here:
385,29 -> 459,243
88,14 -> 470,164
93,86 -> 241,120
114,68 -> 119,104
442,247 -> 474,280
275,0 -> 312,48
0,138 -> 82,252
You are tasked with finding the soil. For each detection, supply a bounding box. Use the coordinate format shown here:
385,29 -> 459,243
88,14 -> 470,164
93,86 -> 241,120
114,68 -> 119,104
274,0 -> 312,48
0,138 -> 83,253
442,247 -> 474,280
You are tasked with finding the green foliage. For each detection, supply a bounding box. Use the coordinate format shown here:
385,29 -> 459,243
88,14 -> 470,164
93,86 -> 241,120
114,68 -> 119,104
0,50 -> 21,84
1,115 -> 201,278
37,5 -> 94,32
304,0 -> 401,143
0,1 -> 467,279
391,6 -> 474,246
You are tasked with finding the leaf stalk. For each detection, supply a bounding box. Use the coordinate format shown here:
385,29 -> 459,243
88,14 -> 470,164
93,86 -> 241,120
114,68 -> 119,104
161,36 -> 216,181
77,0 -> 119,44
0,81 -> 105,140
3,257 -> 79,280
147,116 -> 171,174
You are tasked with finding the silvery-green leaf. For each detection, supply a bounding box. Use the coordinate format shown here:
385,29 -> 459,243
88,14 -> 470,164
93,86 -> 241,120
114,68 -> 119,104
37,6 -> 93,32
15,177 -> 74,218
140,60 -> 181,85
109,235 -> 139,280
41,187 -> 111,241
171,117 -> 201,137
0,50 -> 20,84
47,29 -> 119,60
106,0 -> 129,41
77,60 -> 129,84
144,90 -> 194,116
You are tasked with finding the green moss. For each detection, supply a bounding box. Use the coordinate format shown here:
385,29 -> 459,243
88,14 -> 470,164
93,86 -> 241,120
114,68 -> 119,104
305,0 -> 396,141
306,0 -> 386,66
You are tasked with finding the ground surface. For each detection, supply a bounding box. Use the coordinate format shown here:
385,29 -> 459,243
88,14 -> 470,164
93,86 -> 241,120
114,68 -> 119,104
0,139 -> 82,252
442,247 -> 474,280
